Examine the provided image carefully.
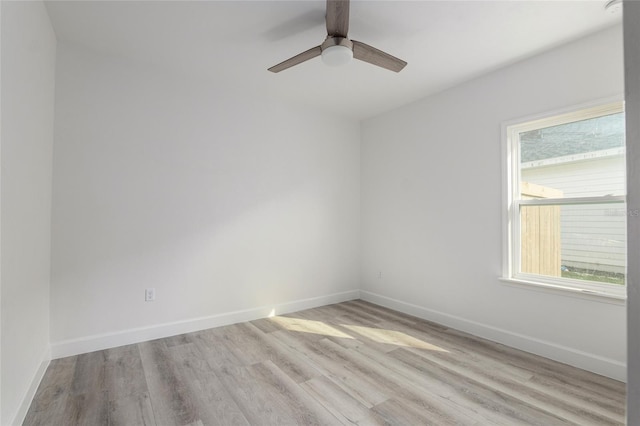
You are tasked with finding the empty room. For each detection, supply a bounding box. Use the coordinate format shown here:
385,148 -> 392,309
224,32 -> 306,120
2,0 -> 640,425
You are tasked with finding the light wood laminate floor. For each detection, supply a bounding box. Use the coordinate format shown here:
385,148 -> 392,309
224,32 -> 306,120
24,300 -> 625,425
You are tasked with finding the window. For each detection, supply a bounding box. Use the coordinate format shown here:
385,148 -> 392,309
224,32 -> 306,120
504,102 -> 626,299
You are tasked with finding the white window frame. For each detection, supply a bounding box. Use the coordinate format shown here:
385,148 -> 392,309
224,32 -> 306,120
502,101 -> 626,301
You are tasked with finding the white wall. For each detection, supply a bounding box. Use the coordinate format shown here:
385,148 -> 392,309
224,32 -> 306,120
1,1 -> 56,424
50,43 -> 361,354
624,1 -> 640,422
361,25 -> 625,380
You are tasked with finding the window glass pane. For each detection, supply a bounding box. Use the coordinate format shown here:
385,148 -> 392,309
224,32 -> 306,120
520,203 -> 626,285
519,113 -> 625,198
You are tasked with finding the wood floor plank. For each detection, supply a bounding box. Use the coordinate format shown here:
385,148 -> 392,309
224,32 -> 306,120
341,303 -> 625,424
402,344 -> 622,425
300,375 -> 383,425
215,323 -> 273,365
212,360 -> 338,425
241,322 -> 326,383
108,392 -> 156,426
61,352 -> 112,425
342,313 -> 622,423
390,347 -> 577,425
23,356 -> 77,425
315,335 -> 515,425
139,339 -> 201,426
248,360 -> 342,425
249,317 -> 285,334
211,363 -> 290,425
103,345 -> 150,397
190,326 -> 245,368
414,321 -> 625,414
407,314 -> 624,397
103,345 -> 157,425
70,351 -> 107,396
25,300 -> 626,426
268,330 -> 391,408
343,300 -> 422,328
167,341 -> 250,426
347,302 -> 624,406
61,391 -> 111,426
371,397 -> 481,426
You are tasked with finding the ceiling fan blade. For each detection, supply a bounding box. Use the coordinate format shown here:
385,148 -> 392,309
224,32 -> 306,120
326,0 -> 350,37
352,40 -> 407,73
268,45 -> 322,73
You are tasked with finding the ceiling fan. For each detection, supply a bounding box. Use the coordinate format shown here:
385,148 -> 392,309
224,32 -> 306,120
268,0 -> 407,73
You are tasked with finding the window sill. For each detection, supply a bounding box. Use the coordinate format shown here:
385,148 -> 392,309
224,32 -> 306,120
499,277 -> 626,305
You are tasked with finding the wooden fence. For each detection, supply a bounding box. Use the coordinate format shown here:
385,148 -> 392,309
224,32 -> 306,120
520,182 -> 562,277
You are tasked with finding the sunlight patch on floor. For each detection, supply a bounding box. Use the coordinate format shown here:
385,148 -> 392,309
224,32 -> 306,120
270,316 -> 354,339
269,316 -> 448,352
341,324 -> 449,352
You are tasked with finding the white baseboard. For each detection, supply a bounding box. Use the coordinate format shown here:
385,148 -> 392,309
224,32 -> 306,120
360,290 -> 626,382
12,348 -> 51,426
51,290 -> 360,359
49,287 -> 625,380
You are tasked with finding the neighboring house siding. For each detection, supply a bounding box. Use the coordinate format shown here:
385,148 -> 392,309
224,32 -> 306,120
522,153 -> 626,273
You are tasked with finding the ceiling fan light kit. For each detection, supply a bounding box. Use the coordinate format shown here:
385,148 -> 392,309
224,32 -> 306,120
321,37 -> 353,67
268,0 -> 407,73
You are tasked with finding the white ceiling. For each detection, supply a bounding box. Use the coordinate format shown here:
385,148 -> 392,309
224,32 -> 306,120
45,0 -> 622,120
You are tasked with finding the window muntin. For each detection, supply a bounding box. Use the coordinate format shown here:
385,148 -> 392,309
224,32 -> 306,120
507,103 -> 626,298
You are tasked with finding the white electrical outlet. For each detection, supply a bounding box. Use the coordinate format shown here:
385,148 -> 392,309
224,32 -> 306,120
145,288 -> 156,302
